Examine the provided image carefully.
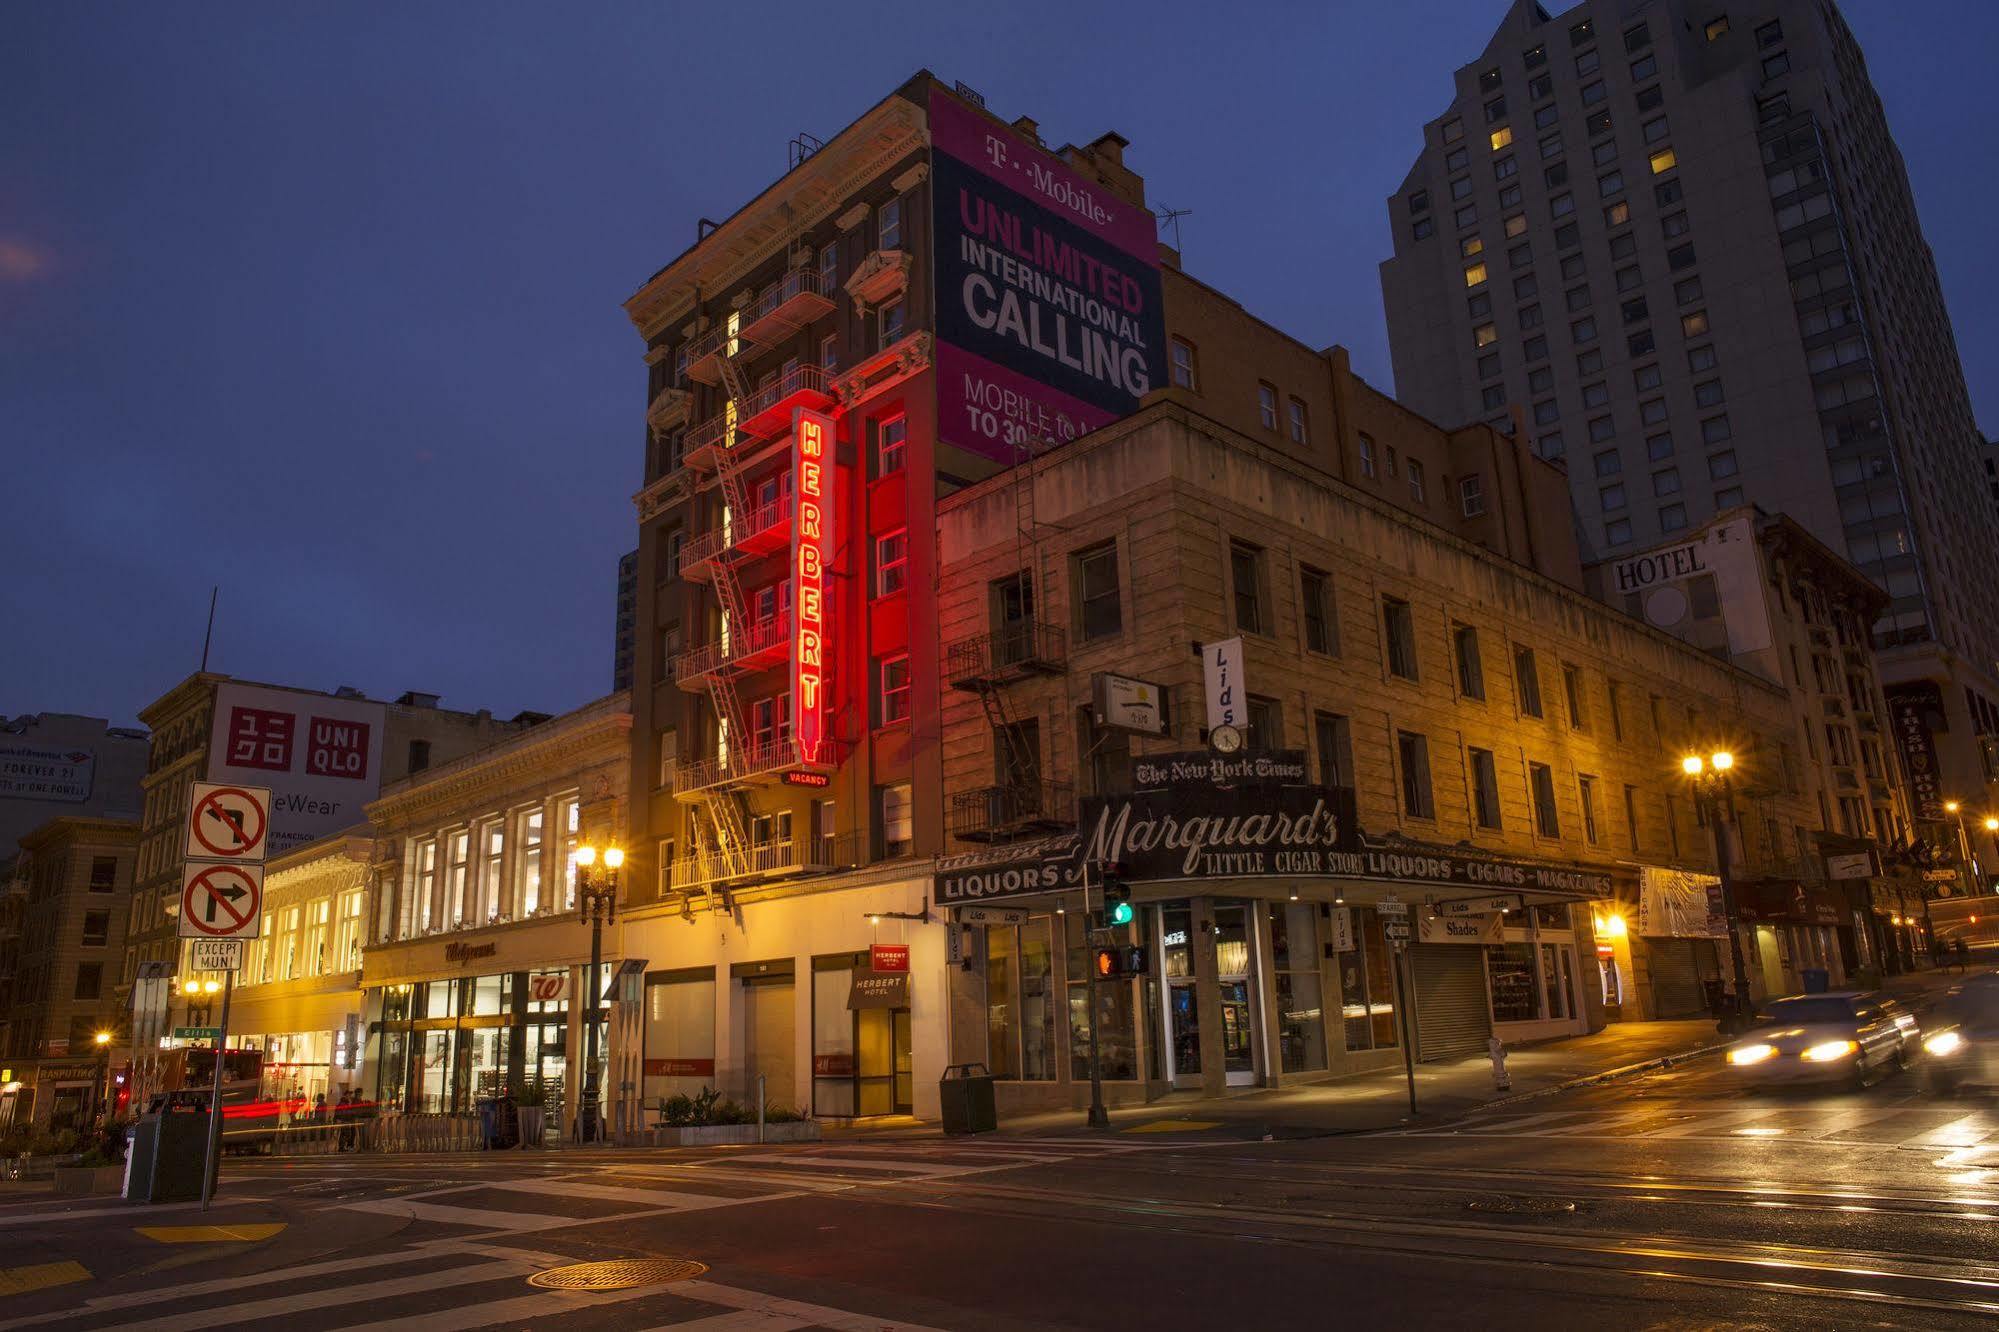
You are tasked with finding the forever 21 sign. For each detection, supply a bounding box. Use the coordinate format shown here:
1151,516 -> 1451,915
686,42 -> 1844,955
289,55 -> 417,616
935,779 -> 1610,904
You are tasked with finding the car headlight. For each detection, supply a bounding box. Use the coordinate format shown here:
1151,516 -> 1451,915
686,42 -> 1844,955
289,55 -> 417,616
1800,1039 -> 1858,1062
1925,1030 -> 1965,1057
1728,1042 -> 1778,1066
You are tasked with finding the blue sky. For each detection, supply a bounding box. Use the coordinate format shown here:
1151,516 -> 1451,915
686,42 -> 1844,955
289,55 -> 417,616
5,1 -> 1993,727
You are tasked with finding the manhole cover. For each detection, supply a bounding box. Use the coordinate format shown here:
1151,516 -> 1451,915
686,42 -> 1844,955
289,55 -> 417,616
1466,1197 -> 1578,1215
527,1258 -> 709,1291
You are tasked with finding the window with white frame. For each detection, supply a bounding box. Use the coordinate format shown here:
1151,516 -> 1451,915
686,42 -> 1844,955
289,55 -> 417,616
334,888 -> 365,971
412,838 -> 437,934
878,782 -> 914,857
877,196 -> 903,250
1460,473 -> 1486,516
752,692 -> 791,751
477,817 -> 504,920
878,298 -> 905,349
878,414 -> 907,476
446,829 -> 470,926
879,654 -> 912,724
875,529 -> 908,596
559,796 -> 580,910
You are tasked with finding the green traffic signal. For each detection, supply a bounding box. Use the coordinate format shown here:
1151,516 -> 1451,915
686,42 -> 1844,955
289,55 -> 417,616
1107,900 -> 1134,927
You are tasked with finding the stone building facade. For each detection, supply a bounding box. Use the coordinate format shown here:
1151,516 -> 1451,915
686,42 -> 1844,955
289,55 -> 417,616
932,401 -> 1813,1106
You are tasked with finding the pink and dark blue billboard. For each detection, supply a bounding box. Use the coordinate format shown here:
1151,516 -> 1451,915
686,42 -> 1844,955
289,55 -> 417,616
929,88 -> 1166,463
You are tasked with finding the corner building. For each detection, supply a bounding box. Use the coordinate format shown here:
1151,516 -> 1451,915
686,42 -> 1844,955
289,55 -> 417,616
622,73 -> 1609,1119
934,401 -> 1814,1104
1380,1 -> 1999,837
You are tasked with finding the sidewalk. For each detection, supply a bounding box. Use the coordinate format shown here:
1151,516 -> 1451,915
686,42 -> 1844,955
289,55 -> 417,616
822,1017 -> 1729,1144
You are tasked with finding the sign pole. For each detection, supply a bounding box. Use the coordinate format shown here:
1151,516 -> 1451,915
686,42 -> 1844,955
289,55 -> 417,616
1392,946 -> 1418,1118
1085,862 -> 1109,1130
199,970 -> 233,1211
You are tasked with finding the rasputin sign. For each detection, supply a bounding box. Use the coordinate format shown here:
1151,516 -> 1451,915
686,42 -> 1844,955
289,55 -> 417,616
936,760 -> 1610,903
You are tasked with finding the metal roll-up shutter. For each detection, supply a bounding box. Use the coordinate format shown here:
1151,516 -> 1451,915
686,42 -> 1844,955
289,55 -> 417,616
1411,945 -> 1492,1062
1646,940 -> 1704,1018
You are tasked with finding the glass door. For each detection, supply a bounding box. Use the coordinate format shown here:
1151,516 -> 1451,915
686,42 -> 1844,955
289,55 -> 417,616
1161,905 -> 1201,1088
1213,903 -> 1260,1086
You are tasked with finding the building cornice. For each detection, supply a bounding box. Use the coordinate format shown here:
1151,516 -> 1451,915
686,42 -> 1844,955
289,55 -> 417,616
367,697 -> 631,825
624,95 -> 928,341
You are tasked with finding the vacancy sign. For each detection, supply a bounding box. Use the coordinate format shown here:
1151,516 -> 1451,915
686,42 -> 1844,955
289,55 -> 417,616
178,862 -> 264,940
184,782 -> 271,861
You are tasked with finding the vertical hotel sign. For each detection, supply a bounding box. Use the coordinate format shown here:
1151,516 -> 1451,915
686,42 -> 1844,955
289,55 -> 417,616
1885,682 -> 1946,819
792,408 -> 836,766
929,87 -> 1166,463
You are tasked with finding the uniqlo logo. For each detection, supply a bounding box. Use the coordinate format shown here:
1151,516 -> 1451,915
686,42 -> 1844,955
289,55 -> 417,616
226,707 -> 294,771
305,716 -> 371,779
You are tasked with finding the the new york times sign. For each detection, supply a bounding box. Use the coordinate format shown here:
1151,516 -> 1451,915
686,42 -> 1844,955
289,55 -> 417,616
936,763 -> 1610,905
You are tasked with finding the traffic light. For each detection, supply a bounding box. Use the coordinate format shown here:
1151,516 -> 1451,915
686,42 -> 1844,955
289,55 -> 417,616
1102,862 -> 1133,927
1091,946 -> 1149,979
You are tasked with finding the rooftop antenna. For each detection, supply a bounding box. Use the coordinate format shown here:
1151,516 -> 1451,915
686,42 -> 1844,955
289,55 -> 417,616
1154,206 -> 1192,254
199,585 -> 218,672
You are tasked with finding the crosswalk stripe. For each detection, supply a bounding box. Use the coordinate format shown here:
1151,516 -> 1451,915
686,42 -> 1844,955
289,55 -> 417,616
667,1311 -> 811,1332
0,1247 -> 441,1331
608,1165 -> 856,1193
112,1259 -> 528,1332
1462,1110 -> 1591,1134
704,1152 -> 963,1175
485,1178 -> 757,1209
341,1199 -> 560,1231
661,1279 -> 949,1332
328,1285 -> 649,1332
1899,1113 -> 1997,1147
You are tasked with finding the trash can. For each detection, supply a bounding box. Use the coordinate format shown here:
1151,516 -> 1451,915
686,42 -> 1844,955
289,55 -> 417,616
123,1108 -> 216,1203
1801,967 -> 1830,994
938,1063 -> 996,1135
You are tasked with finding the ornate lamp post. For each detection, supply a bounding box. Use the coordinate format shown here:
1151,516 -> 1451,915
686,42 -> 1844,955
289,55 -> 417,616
573,842 -> 623,1144
1944,800 -> 1976,898
1683,751 -> 1754,1030
93,1030 -> 113,1125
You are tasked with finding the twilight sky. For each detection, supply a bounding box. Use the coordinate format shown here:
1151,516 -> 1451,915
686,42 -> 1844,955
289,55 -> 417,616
5,1 -> 1994,729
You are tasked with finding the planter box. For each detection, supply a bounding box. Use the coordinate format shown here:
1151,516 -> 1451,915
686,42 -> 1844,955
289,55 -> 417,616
52,1165 -> 123,1195
651,1121 -> 821,1148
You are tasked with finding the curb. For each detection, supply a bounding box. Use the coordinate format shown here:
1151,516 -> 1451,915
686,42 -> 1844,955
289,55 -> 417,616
1476,1039 -> 1732,1113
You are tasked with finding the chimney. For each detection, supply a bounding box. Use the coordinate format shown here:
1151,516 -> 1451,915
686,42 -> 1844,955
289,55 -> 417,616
1012,116 -> 1040,144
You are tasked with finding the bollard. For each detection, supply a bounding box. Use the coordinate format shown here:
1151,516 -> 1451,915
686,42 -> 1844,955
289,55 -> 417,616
757,1074 -> 767,1145
1487,1036 -> 1511,1091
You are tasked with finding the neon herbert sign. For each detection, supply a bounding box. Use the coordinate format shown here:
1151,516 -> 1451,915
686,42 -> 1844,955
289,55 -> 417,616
792,408 -> 836,767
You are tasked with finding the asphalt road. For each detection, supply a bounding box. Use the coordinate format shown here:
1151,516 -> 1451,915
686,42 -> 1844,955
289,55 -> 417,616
4,1057 -> 1996,1329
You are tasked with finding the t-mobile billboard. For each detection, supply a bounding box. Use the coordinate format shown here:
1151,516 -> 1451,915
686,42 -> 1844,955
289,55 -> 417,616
929,88 -> 1166,463
206,682 -> 385,854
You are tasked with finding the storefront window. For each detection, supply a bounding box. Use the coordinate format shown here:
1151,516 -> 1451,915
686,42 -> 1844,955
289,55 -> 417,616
470,973 -> 507,1016
1341,908 -> 1399,1051
646,971 -> 717,1105
1162,906 -> 1194,979
812,962 -> 856,1115
1489,943 -> 1540,1022
1064,915 -> 1138,1080
1267,902 -> 1327,1073
985,918 -> 1056,1080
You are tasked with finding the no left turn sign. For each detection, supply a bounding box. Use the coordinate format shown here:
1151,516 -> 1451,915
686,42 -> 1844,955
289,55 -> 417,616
178,862 -> 264,940
185,781 -> 271,861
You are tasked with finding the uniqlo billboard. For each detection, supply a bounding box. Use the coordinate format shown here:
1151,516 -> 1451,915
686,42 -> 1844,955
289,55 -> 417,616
207,682 -> 385,855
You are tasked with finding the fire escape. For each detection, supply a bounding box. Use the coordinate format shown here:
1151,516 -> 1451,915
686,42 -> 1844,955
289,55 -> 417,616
669,265 -> 841,891
943,433 -> 1073,843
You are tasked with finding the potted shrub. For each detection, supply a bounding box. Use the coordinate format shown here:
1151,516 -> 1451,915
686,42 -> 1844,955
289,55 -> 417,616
650,1087 -> 821,1146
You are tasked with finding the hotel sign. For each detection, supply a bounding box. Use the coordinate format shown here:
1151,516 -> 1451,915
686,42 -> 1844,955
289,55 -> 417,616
1885,682 -> 1946,819
792,408 -> 836,766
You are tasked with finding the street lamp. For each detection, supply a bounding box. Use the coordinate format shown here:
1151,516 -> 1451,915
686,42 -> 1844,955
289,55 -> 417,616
1683,750 -> 1754,1031
574,842 -> 623,1144
94,1031 -> 112,1126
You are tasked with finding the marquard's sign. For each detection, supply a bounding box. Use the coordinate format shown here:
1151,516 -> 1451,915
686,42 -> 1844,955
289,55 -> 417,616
935,764 -> 1611,905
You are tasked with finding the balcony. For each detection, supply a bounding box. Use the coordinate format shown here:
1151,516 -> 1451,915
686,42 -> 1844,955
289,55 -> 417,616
670,615 -> 791,689
945,622 -> 1068,689
681,413 -> 738,471
737,363 -> 836,439
949,780 -> 1076,843
676,495 -> 795,583
672,831 -> 865,892
673,736 -> 853,797
683,320 -> 753,386
738,267 -> 836,346
646,385 -> 690,435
